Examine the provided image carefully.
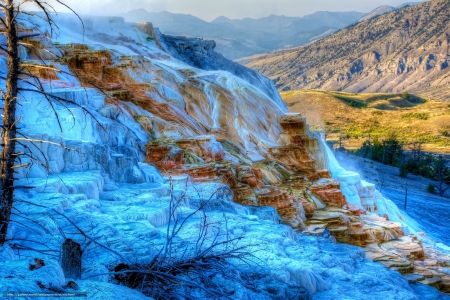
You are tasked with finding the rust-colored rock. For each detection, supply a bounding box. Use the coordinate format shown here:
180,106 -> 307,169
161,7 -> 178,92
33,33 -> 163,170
233,184 -> 257,206
347,204 -> 361,216
145,143 -> 184,171
310,179 -> 347,206
180,164 -> 217,181
316,169 -> 331,179
238,167 -> 265,188
300,198 -> 315,218
140,111 -> 450,294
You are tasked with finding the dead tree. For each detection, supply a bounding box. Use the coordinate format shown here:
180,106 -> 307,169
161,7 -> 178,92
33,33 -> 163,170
408,140 -> 424,161
0,0 -> 97,245
62,238 -> 82,279
0,0 -> 19,245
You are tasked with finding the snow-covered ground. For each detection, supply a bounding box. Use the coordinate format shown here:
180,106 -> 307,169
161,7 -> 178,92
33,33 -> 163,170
3,171 -> 448,300
335,151 -> 450,252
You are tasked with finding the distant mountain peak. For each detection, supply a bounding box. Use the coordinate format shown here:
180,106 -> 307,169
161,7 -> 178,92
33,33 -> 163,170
211,15 -> 231,23
358,5 -> 395,22
125,8 -> 149,14
358,2 -> 424,22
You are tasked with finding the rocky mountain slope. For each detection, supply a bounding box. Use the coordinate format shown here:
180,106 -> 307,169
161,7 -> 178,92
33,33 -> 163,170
0,11 -> 450,299
358,5 -> 397,22
358,2 -> 422,22
240,0 -> 450,101
122,9 -> 364,60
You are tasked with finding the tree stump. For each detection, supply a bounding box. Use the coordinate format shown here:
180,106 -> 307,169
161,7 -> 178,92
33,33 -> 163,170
62,239 -> 82,279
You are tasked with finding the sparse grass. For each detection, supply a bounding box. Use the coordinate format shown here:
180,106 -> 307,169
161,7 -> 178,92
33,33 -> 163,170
282,90 -> 450,154
332,94 -> 367,108
401,112 -> 430,120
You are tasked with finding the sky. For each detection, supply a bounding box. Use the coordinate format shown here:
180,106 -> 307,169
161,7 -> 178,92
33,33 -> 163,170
51,0 -> 426,21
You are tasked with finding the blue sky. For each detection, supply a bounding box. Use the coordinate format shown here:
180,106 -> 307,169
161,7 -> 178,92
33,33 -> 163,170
57,0 -> 426,21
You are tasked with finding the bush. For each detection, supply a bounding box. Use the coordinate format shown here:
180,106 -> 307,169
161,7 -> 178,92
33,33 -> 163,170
427,183 -> 436,194
356,140 -> 372,158
399,163 -> 409,177
355,134 -> 403,167
111,185 -> 265,299
381,133 -> 403,166
402,92 -> 410,100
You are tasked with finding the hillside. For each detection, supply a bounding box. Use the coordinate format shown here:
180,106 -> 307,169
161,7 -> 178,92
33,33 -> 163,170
358,3 -> 422,22
122,9 -> 364,59
240,0 -> 450,101
282,90 -> 450,153
358,5 -> 396,22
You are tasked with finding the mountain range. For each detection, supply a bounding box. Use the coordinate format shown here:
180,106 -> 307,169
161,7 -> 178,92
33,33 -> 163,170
122,9 -> 365,59
240,0 -> 450,101
122,3 -> 423,60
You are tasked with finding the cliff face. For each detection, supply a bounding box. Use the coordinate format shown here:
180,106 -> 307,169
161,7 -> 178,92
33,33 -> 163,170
240,0 -> 450,101
160,35 -> 288,111
0,13 -> 449,299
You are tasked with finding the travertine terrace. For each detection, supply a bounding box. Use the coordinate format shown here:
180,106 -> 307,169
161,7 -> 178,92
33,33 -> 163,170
0,13 -> 449,299
26,16 -> 450,293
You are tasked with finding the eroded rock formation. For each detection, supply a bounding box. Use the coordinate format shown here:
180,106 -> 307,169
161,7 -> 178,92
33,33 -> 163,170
144,112 -> 450,292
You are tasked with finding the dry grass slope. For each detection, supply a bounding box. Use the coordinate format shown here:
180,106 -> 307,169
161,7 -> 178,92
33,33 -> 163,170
282,90 -> 450,153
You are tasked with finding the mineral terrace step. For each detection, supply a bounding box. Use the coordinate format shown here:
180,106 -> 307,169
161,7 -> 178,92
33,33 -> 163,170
420,276 -> 442,289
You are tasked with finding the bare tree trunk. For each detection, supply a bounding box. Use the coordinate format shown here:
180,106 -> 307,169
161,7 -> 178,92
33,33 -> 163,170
0,0 -> 19,245
62,239 -> 82,279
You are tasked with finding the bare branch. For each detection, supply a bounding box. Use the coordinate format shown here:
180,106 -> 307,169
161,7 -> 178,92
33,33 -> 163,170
55,0 -> 84,39
18,87 -> 106,133
17,33 -> 40,40
20,63 -> 61,72
12,138 -> 72,149
51,209 -> 131,264
32,0 -> 59,37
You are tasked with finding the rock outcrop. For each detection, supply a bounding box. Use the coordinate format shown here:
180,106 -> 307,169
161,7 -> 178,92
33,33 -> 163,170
162,35 -> 216,57
160,35 -> 288,112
